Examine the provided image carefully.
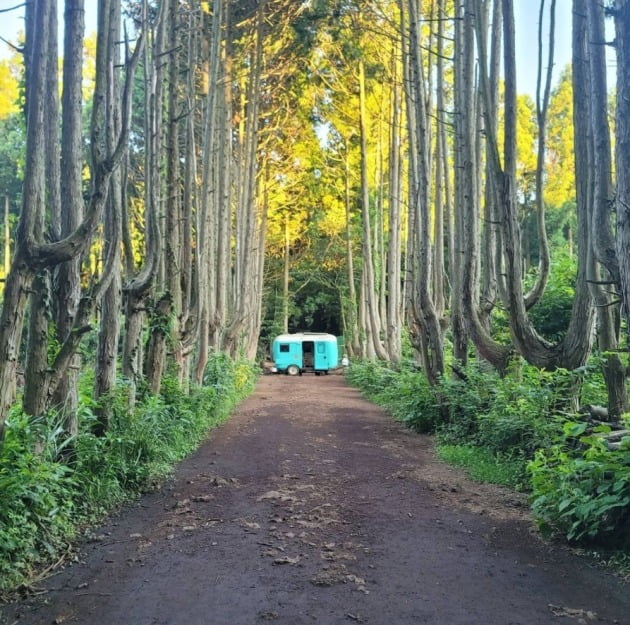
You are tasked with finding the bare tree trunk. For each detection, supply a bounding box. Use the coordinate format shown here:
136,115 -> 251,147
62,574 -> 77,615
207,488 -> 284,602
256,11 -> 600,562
358,59 -> 388,360
450,0 -> 470,365
224,1 -> 265,357
386,50 -> 403,363
94,0 -> 123,428
344,143 -> 360,356
404,0 -> 443,383
146,0 -> 181,395
282,215 -> 290,333
176,4 -> 202,389
522,0 -> 554,309
480,0 -> 594,370
615,1 -> 630,357
123,0 -> 164,401
2,196 -> 9,275
24,0 -> 59,420
458,0 -> 511,373
582,0 -> 626,417
480,0 -> 502,330
0,0 -> 143,438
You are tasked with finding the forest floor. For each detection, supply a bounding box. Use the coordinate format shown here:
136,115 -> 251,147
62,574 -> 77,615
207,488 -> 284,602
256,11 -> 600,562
2,373 -> 629,625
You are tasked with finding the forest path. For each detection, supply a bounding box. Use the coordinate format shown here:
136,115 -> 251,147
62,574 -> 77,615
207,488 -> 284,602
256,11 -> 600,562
2,373 -> 629,625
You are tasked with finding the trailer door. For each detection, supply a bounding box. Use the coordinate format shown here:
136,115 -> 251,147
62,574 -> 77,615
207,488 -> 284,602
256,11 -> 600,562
313,341 -> 329,370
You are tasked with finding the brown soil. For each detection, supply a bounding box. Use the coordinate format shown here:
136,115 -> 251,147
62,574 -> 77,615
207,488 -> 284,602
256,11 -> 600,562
2,373 -> 628,625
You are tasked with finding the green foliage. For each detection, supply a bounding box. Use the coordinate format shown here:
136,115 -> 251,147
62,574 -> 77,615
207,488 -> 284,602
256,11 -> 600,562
0,354 -> 258,594
529,421 -> 630,544
348,356 -> 630,547
346,358 -> 610,496
0,410 -> 76,589
526,249 -> 576,342
345,360 -> 442,432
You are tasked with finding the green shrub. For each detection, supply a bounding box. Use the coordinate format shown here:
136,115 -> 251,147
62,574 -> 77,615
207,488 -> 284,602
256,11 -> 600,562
0,410 -> 76,589
346,361 -> 441,432
529,421 -> 630,544
526,250 -> 576,342
0,354 -> 258,594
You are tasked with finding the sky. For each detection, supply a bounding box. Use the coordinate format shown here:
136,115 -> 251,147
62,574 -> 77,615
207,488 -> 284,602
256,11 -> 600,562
0,0 -> 616,98
513,0 -> 573,99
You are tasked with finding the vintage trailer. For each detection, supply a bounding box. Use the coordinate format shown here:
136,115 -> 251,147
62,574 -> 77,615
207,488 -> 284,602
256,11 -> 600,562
271,332 -> 339,376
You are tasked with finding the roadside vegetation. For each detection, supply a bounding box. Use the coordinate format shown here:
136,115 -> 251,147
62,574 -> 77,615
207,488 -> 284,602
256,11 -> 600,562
0,355 -> 257,596
346,356 -> 630,550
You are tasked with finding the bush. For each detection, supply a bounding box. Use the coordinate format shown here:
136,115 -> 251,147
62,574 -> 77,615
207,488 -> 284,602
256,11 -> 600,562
0,355 -> 258,594
346,361 -> 441,432
346,358 -> 608,496
0,410 -> 77,589
529,421 -> 630,544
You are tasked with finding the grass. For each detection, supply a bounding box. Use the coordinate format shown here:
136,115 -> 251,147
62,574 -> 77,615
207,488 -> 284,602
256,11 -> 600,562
436,444 -> 527,489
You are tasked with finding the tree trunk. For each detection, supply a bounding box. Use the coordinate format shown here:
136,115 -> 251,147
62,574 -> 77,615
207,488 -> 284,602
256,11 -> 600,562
404,0 -> 444,383
52,0 -> 86,433
94,0 -> 123,428
358,59 -> 388,361
344,143 -> 360,356
386,51 -> 403,363
581,0 -> 626,417
615,1 -> 630,355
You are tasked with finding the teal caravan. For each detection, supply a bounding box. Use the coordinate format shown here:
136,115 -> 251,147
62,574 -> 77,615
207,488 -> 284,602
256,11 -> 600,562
271,332 -> 339,376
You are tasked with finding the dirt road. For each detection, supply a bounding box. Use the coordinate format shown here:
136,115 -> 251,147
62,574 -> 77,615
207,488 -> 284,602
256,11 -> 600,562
2,374 -> 629,625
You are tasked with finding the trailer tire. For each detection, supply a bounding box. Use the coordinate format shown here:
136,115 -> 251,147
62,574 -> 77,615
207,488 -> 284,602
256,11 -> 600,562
287,364 -> 300,376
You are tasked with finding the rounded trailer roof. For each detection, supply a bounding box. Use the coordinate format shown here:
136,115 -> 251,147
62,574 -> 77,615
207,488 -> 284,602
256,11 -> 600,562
273,332 -> 337,342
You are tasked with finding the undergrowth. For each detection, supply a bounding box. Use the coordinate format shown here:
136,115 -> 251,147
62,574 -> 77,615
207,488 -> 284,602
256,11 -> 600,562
346,358 -> 630,548
0,354 -> 257,595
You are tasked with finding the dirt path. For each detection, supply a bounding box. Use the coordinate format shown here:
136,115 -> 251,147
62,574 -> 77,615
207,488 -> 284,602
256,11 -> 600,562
2,374 -> 629,625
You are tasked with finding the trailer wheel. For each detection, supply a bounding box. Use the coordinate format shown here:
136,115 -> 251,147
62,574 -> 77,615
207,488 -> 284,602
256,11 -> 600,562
287,364 -> 300,376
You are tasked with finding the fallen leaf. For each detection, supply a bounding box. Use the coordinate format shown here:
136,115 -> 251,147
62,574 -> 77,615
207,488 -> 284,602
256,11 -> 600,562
258,490 -> 296,503
273,555 -> 301,565
548,604 -> 597,620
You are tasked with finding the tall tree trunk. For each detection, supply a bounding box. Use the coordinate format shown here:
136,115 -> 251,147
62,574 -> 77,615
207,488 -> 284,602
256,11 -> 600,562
450,0 -> 470,365
386,51 -> 403,363
52,0 -> 86,434
344,143 -> 360,356
522,0 -> 554,309
282,215 -> 290,333
24,0 -> 59,420
480,0 -> 594,370
405,0 -> 443,383
94,0 -> 123,429
615,1 -> 630,357
0,0 -> 143,438
358,59 -> 388,360
123,0 -> 164,400
583,0 -> 626,416
459,0 -> 511,373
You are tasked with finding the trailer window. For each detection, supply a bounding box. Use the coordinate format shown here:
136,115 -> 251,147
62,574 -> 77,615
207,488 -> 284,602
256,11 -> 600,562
279,344 -> 289,353
317,344 -> 325,353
